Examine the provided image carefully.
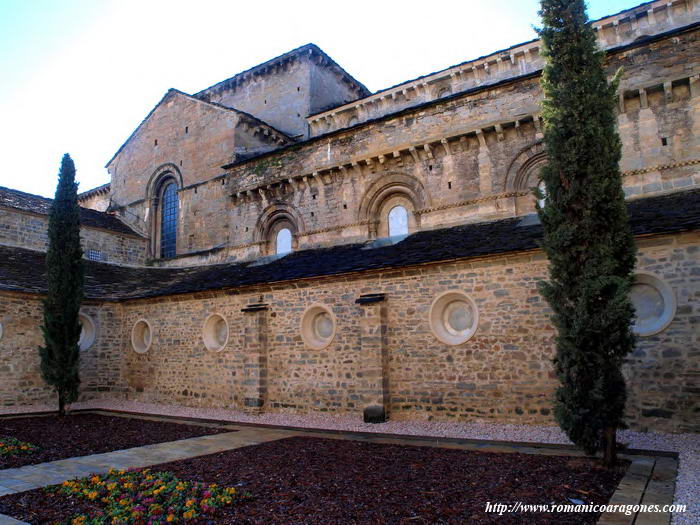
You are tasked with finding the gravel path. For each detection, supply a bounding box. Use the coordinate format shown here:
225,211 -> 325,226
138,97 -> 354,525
3,400 -> 697,524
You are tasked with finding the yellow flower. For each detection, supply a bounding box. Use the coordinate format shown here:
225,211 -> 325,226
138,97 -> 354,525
166,515 -> 175,522
87,491 -> 98,500
185,499 -> 195,507
91,476 -> 101,483
183,510 -> 195,519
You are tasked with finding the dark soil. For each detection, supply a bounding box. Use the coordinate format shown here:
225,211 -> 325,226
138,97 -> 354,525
0,413 -> 228,469
0,436 -> 627,524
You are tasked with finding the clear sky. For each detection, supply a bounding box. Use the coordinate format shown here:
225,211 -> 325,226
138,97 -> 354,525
0,0 -> 641,198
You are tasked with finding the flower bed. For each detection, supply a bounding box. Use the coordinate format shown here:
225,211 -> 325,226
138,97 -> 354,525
0,437 -> 628,524
0,436 -> 38,457
0,414 -> 229,469
53,468 -> 242,524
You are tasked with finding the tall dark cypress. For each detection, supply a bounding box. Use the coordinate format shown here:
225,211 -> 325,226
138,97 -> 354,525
40,154 -> 84,416
536,0 -> 637,465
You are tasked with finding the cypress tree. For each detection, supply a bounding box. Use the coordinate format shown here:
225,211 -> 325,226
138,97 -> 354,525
536,0 -> 637,466
40,154 -> 84,416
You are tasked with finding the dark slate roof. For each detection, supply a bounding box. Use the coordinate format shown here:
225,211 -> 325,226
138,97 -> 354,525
1,189 -> 698,301
0,186 -> 141,237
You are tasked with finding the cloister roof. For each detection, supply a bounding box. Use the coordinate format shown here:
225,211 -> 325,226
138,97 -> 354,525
0,186 -> 141,237
1,189 -> 698,302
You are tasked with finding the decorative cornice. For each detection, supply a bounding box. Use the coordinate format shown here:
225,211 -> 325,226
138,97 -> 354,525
416,191 -> 530,215
622,158 -> 700,177
78,183 -> 111,201
307,1 -> 699,133
299,220 -> 371,237
230,68 -> 698,208
230,113 -> 543,203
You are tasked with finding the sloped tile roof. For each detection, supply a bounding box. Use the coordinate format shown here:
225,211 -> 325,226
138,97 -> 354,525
0,189 -> 697,301
0,186 -> 141,237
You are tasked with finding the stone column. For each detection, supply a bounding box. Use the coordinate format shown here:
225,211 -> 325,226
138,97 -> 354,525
355,293 -> 389,422
476,130 -> 493,195
240,303 -> 269,414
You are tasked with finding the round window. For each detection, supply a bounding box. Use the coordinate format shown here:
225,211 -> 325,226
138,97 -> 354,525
202,313 -> 229,352
131,319 -> 153,354
442,300 -> 474,336
630,273 -> 676,336
430,291 -> 478,345
78,313 -> 97,351
301,304 -> 336,349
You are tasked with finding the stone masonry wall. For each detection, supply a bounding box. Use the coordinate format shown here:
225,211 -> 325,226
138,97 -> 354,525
307,0 -> 699,136
0,207 -> 147,266
108,231 -> 698,434
0,294 -> 126,407
0,232 -> 696,432
143,27 -> 700,266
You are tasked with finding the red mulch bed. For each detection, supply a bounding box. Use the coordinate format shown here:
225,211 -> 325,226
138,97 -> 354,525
0,436 -> 627,524
0,413 -> 228,469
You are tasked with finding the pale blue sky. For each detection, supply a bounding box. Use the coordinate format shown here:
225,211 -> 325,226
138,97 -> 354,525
0,0 -> 640,198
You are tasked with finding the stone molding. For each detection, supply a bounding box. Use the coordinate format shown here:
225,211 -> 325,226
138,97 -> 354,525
201,313 -> 229,352
429,291 -> 479,346
622,157 -> 700,177
231,69 -> 699,206
307,0 -> 699,135
78,313 -> 97,351
131,319 -> 153,354
630,272 -> 677,337
300,304 -> 336,350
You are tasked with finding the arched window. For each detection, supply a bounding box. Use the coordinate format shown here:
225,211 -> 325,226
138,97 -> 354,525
160,181 -> 178,258
388,205 -> 409,237
537,180 -> 547,209
276,228 -> 292,255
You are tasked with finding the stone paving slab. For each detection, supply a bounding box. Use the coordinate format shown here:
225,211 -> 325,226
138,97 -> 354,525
0,513 -> 27,525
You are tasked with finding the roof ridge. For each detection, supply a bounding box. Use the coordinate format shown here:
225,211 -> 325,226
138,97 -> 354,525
0,185 -> 53,201
194,43 -> 371,99
0,185 -> 142,237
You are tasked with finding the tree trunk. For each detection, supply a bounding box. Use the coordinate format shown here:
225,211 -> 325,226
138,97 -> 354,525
603,426 -> 617,467
58,391 -> 65,417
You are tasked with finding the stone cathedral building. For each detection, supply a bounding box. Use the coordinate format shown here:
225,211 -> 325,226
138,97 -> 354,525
0,0 -> 698,433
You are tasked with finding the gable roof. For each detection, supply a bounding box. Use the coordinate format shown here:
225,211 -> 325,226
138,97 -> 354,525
0,186 -> 141,237
195,43 -> 371,101
105,89 -> 292,168
1,189 -> 697,301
